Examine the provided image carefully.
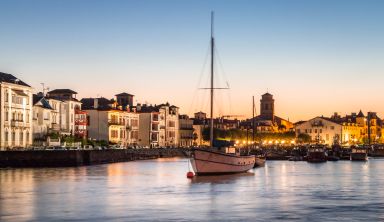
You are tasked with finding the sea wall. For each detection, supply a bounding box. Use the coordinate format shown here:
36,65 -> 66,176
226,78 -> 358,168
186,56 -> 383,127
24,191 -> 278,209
0,148 -> 189,168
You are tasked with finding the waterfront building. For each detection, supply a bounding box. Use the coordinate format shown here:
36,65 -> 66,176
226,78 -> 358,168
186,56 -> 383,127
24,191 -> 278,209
192,124 -> 208,146
137,103 -> 179,148
194,111 -> 207,120
191,111 -> 209,146
45,97 -> 64,135
0,72 -> 33,149
179,115 -> 194,147
81,94 -> 139,146
295,111 -> 384,145
32,94 -> 54,141
343,111 -> 382,144
295,117 -> 343,145
46,89 -> 83,136
240,93 -> 293,133
75,109 -> 87,139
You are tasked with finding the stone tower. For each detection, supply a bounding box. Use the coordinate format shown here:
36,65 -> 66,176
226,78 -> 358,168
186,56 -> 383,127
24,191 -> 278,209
260,93 -> 274,121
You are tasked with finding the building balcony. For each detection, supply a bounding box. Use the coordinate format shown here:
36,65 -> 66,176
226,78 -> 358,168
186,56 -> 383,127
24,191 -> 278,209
75,130 -> 87,137
11,120 -> 29,128
75,119 -> 87,125
181,136 -> 194,139
180,127 -> 194,130
108,120 -> 124,126
49,123 -> 61,131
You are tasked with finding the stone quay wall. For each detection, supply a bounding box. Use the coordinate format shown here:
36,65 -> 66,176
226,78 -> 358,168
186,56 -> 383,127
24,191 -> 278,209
0,148 -> 190,168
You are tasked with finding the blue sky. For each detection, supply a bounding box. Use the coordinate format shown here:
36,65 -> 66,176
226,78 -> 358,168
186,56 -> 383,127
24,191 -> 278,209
1,0 -> 384,121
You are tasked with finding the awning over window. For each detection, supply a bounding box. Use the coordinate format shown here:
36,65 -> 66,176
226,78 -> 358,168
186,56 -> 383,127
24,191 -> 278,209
12,90 -> 28,97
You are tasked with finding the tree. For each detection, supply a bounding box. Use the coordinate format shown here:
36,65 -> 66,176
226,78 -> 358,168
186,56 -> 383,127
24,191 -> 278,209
297,133 -> 311,143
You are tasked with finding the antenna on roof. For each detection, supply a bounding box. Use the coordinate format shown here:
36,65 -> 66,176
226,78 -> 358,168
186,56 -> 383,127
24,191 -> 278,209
40,83 -> 49,96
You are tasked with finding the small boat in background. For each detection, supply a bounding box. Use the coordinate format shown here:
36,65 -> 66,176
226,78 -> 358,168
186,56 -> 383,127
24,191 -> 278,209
350,147 -> 368,161
307,145 -> 327,163
254,155 -> 266,167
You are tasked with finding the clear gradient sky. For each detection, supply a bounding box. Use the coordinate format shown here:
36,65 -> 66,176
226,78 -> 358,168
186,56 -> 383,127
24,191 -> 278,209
1,0 -> 384,122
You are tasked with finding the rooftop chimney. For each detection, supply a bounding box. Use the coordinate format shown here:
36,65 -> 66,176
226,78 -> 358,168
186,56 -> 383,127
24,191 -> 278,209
94,98 -> 99,109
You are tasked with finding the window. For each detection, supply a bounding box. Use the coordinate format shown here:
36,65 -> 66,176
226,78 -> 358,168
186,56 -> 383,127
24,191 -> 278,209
111,130 -> 118,138
26,132 -> 29,142
44,112 -> 49,120
20,132 -> 23,142
11,95 -> 23,104
5,131 -> 8,142
71,114 -> 74,123
120,129 -> 124,138
5,111 -> 8,121
320,129 -> 322,133
5,92 -> 8,102
331,126 -> 335,130
169,121 -> 175,127
131,119 -> 138,127
151,133 -> 158,141
169,131 -> 175,138
131,131 -> 139,139
315,129 -> 317,133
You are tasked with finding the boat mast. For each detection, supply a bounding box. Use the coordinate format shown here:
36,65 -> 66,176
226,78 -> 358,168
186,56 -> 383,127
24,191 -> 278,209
252,96 -> 255,147
210,11 -> 215,147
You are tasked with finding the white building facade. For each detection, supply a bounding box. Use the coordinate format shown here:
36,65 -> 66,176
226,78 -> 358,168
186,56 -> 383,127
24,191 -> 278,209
0,72 -> 33,149
46,89 -> 82,136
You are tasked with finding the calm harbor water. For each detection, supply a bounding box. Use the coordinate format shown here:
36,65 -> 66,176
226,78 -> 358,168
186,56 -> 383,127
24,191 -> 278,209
2,158 -> 384,221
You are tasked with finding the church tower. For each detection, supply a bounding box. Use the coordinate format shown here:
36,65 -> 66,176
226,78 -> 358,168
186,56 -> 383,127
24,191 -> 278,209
260,93 -> 275,121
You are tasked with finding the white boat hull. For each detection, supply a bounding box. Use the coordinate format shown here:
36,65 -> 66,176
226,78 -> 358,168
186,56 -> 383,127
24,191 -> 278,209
191,149 -> 255,175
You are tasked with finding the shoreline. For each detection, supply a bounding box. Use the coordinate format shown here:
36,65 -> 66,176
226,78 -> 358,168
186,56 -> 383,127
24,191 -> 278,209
0,148 -> 189,168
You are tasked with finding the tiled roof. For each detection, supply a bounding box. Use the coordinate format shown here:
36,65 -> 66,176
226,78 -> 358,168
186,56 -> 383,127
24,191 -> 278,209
33,95 -> 53,110
81,97 -> 113,110
115,92 -> 134,96
0,72 -> 30,87
48,89 -> 77,94
357,110 -> 365,118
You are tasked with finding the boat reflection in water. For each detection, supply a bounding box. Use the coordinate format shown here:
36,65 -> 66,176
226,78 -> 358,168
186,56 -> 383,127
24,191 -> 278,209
190,172 -> 255,184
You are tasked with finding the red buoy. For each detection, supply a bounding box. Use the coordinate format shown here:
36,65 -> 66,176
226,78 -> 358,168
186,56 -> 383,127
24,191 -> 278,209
186,171 -> 194,178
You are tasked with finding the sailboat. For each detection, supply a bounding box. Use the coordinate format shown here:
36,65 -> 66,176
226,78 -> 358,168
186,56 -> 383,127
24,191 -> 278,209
190,12 -> 255,175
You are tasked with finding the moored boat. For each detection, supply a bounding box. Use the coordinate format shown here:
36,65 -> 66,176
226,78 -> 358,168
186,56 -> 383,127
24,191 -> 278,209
254,156 -> 266,167
191,148 -> 255,175
190,12 -> 255,176
307,145 -> 327,163
350,147 -> 368,161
